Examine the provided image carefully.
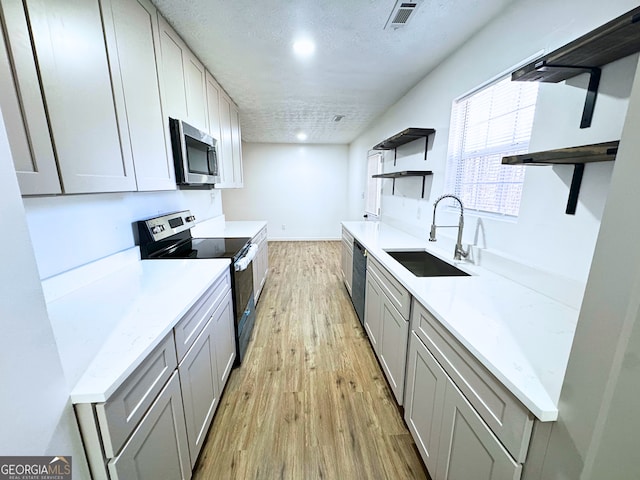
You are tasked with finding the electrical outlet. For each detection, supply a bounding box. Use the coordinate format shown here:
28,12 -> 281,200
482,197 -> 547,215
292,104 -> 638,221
281,224 -> 286,230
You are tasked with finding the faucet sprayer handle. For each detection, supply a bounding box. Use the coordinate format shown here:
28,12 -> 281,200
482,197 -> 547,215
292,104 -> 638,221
429,225 -> 437,242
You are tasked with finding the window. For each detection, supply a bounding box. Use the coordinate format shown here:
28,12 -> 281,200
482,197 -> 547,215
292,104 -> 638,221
445,75 -> 539,217
365,151 -> 383,218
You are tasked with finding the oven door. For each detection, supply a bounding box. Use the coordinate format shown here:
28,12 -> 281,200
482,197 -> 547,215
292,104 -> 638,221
233,260 -> 254,327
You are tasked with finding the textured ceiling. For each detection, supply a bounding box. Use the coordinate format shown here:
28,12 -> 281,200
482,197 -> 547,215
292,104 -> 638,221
151,0 -> 518,144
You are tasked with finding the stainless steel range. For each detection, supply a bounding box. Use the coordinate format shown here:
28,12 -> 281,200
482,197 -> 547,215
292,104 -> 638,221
137,210 -> 257,364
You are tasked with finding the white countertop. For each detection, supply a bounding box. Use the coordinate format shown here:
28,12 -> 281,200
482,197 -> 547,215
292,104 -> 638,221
45,248 -> 230,403
191,216 -> 267,239
342,221 -> 578,421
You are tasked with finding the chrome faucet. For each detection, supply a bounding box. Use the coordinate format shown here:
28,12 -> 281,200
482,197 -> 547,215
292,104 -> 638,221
429,194 -> 469,261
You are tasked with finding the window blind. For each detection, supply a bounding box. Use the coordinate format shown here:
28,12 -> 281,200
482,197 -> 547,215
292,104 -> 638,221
445,76 -> 539,217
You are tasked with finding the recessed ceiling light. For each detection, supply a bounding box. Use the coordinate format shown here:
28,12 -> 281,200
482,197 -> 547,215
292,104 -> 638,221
296,132 -> 308,141
293,38 -> 315,58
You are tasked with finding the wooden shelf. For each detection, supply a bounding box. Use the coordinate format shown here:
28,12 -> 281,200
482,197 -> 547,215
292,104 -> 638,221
372,170 -> 433,198
372,170 -> 434,178
502,141 -> 618,214
502,141 -> 618,165
373,128 -> 435,150
512,6 -> 640,128
512,7 -> 640,83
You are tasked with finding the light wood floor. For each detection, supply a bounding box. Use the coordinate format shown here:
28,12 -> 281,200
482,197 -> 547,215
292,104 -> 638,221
193,241 -> 429,480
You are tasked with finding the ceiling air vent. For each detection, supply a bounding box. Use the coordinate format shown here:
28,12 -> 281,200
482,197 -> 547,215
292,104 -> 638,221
384,1 -> 422,29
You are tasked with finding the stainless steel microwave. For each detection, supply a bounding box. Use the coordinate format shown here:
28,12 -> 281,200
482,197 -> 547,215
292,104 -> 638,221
169,118 -> 220,186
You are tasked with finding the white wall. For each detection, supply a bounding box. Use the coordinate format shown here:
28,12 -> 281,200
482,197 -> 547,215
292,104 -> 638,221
0,113 -> 90,477
348,0 -> 639,285
23,189 -> 222,279
536,55 -> 640,480
222,143 -> 349,240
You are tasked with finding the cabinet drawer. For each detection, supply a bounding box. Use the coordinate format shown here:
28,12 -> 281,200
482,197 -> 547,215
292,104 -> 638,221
342,227 -> 354,246
367,255 -> 410,320
96,333 -> 177,458
412,300 -> 534,463
174,270 -> 231,361
253,226 -> 267,245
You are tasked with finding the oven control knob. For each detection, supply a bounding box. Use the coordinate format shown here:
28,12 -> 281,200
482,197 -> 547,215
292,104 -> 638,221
151,225 -> 165,234
185,215 -> 196,223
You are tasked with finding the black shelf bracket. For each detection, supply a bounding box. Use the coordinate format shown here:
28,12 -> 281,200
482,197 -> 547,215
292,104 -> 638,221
373,170 -> 433,199
528,64 -> 602,129
580,67 -> 601,129
424,135 -> 429,161
566,163 -> 585,215
389,177 -> 428,198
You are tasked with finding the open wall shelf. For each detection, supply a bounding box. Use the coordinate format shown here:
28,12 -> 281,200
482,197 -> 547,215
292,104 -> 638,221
372,128 -> 436,163
511,6 -> 640,128
502,141 -> 618,214
372,170 -> 433,198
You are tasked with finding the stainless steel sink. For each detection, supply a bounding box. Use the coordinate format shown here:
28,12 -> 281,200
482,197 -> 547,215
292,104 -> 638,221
385,250 -> 470,277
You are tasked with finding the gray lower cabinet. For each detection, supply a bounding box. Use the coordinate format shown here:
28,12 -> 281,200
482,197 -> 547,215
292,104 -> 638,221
363,255 -> 410,405
108,372 -> 191,480
179,289 -> 234,466
252,226 -> 269,303
341,228 -> 353,296
364,272 -> 384,352
437,379 -> 521,480
75,272 -> 235,480
404,331 -> 446,475
405,300 -> 533,480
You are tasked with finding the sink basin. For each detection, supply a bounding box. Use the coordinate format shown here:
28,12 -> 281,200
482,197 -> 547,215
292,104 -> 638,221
385,250 -> 470,277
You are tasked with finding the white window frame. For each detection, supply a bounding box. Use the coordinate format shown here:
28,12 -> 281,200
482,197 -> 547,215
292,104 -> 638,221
445,55 -> 542,218
365,151 -> 383,219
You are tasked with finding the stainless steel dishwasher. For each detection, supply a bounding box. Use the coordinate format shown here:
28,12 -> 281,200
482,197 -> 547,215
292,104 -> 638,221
352,240 -> 367,325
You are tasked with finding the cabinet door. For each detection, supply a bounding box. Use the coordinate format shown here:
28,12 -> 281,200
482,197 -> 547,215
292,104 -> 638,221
212,290 -> 235,390
229,104 -> 243,187
363,274 -> 383,353
404,332 -> 446,477
252,227 -> 268,303
183,49 -> 207,131
102,0 -> 175,191
0,1 -> 60,194
178,307 -> 221,466
206,71 -> 222,142
108,372 -> 191,480
379,296 -> 409,405
26,0 -> 136,193
157,15 -> 187,121
216,93 -> 234,188
437,380 -> 522,480
341,233 -> 353,295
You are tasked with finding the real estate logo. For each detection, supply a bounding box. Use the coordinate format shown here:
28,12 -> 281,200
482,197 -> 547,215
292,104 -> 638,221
0,456 -> 71,480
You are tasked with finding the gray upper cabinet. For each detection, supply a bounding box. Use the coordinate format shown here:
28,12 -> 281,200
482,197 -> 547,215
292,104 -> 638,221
0,0 -> 60,195
23,0 -> 137,194
101,0 -> 175,191
205,71 -> 222,143
157,15 -> 207,132
216,91 -> 243,188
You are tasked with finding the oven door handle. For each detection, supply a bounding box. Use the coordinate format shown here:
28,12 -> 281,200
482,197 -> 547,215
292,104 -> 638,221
234,243 -> 258,271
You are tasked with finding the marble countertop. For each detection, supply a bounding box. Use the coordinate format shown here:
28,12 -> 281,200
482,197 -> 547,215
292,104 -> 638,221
45,248 -> 230,403
342,221 -> 579,421
191,216 -> 267,239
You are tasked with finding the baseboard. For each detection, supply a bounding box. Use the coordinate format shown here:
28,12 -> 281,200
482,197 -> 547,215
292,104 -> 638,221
268,237 -> 341,242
